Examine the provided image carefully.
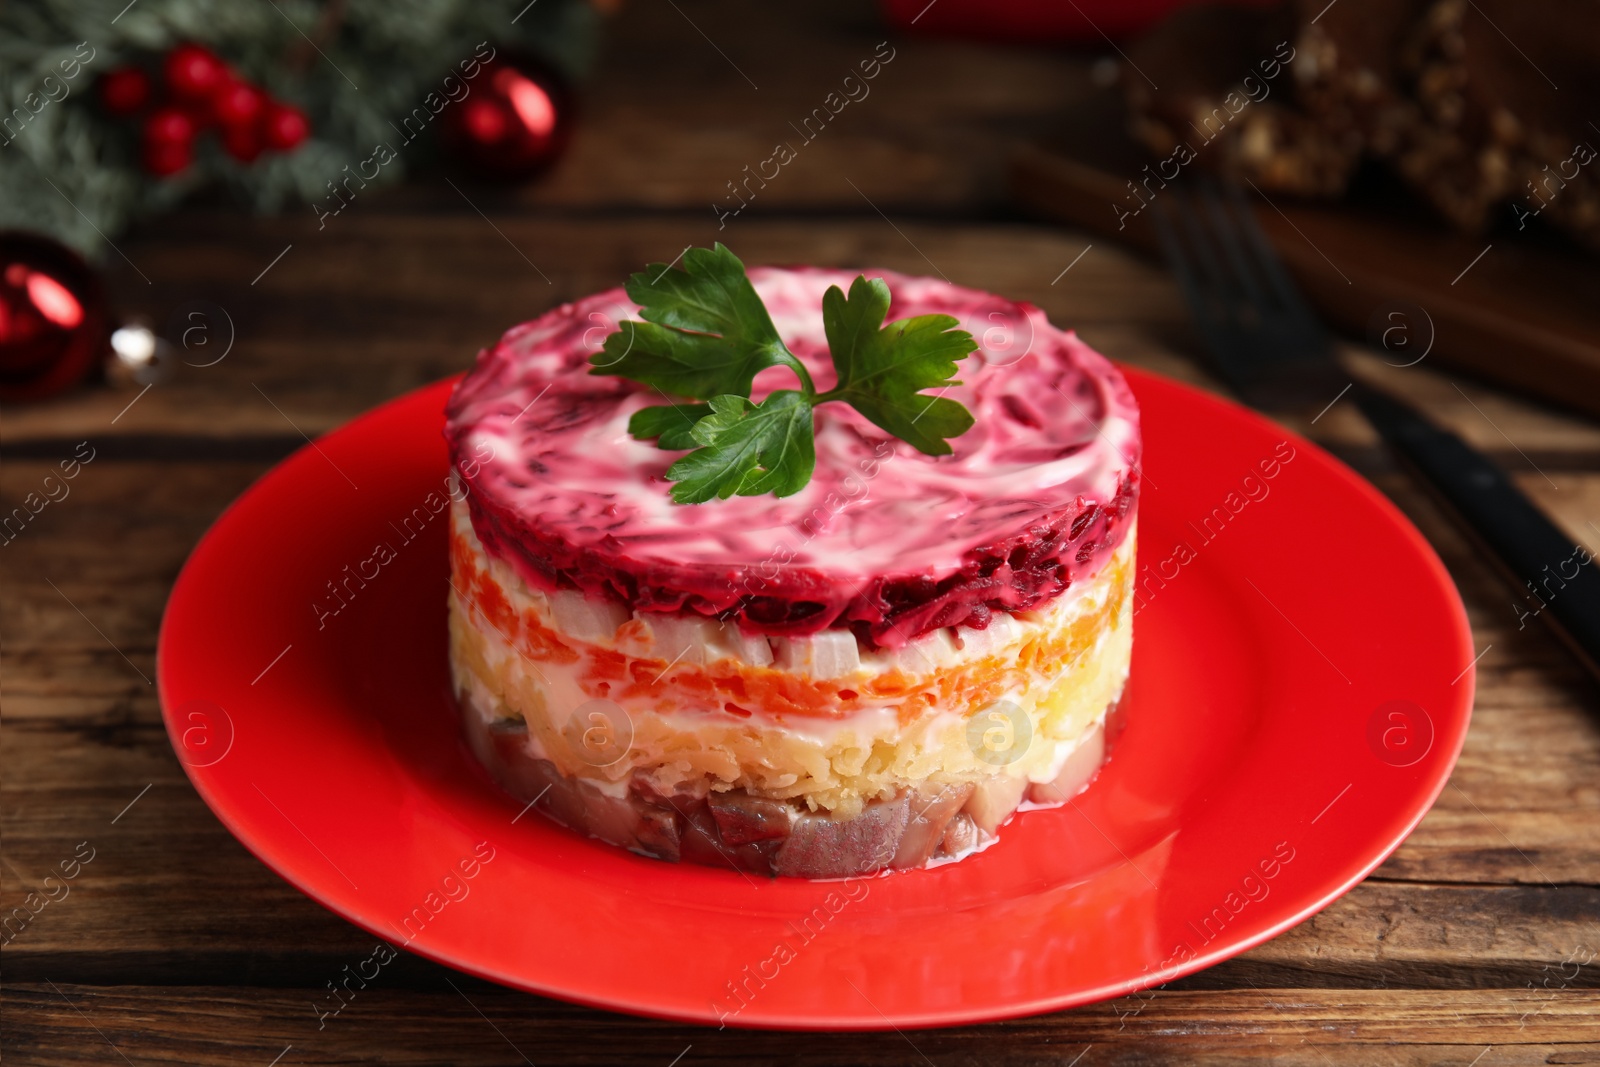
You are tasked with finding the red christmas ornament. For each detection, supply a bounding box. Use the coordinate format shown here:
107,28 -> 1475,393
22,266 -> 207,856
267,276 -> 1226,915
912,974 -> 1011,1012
99,66 -> 152,116
261,103 -> 309,151
440,52 -> 572,182
165,43 -> 227,102
213,79 -> 266,130
460,97 -> 509,145
0,232 -> 110,402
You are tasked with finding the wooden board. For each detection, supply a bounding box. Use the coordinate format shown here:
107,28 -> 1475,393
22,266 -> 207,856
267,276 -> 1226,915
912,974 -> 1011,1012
1010,89 -> 1600,418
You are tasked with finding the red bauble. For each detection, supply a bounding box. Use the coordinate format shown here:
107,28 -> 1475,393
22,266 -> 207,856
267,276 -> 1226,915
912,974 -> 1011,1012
165,43 -> 227,101
0,232 -> 109,402
459,97 -> 510,144
261,103 -> 310,151
99,66 -> 152,115
439,52 -> 572,182
213,79 -> 266,130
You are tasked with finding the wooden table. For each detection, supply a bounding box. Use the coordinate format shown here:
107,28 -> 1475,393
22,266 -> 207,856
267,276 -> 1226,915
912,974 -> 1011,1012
5,2 -> 1597,1062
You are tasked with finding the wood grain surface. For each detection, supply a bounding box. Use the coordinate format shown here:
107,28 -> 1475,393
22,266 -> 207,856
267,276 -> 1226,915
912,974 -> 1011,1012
3,2 -> 1597,1064
1010,136 -> 1600,419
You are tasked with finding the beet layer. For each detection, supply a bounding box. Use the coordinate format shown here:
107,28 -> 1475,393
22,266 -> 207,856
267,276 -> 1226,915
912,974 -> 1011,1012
444,268 -> 1142,650
461,472 -> 1136,649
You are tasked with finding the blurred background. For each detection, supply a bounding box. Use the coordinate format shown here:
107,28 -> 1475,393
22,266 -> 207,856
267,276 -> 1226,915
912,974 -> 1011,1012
4,0 -> 1596,420
4,0 -> 1597,1062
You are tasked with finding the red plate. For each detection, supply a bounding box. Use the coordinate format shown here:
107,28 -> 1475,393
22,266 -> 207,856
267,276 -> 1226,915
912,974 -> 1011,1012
159,367 -> 1474,1030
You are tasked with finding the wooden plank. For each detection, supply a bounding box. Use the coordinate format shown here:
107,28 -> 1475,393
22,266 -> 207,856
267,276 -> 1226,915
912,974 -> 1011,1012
3,215 -> 1182,443
4,805 -> 1595,987
470,0 -> 1095,216
4,984 -> 1596,1065
1011,134 -> 1600,420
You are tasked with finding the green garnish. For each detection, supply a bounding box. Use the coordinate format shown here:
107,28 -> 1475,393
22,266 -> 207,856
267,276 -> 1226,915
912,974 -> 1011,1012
590,244 -> 977,504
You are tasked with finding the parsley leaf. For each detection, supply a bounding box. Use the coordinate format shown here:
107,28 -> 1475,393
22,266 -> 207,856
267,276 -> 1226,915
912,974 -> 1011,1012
664,392 -> 816,503
591,243 -> 813,400
818,276 -> 977,456
597,245 -> 979,503
627,402 -> 711,450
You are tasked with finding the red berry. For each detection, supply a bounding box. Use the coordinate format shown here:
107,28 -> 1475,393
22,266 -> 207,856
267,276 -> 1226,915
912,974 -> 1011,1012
164,43 -> 227,101
144,106 -> 196,147
260,102 -> 309,151
213,80 -> 265,130
143,138 -> 193,176
99,67 -> 151,116
143,105 -> 195,177
221,124 -> 263,163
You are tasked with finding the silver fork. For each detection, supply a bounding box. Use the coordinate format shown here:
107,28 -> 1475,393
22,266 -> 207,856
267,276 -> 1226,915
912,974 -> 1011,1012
1153,179 -> 1600,684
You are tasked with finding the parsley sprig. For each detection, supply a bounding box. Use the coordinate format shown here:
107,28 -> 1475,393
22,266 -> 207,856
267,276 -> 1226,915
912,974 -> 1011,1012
590,244 -> 977,504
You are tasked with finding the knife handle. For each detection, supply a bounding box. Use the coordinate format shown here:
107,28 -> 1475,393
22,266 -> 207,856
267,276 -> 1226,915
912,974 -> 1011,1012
1353,382 -> 1600,685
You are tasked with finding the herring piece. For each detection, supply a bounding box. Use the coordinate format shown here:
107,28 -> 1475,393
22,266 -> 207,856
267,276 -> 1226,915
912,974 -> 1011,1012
938,812 -> 980,857
679,807 -> 781,874
964,774 -> 1029,835
892,782 -> 975,869
775,795 -> 910,878
466,713 -> 681,861
708,789 -> 794,844
1027,721 -> 1107,805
